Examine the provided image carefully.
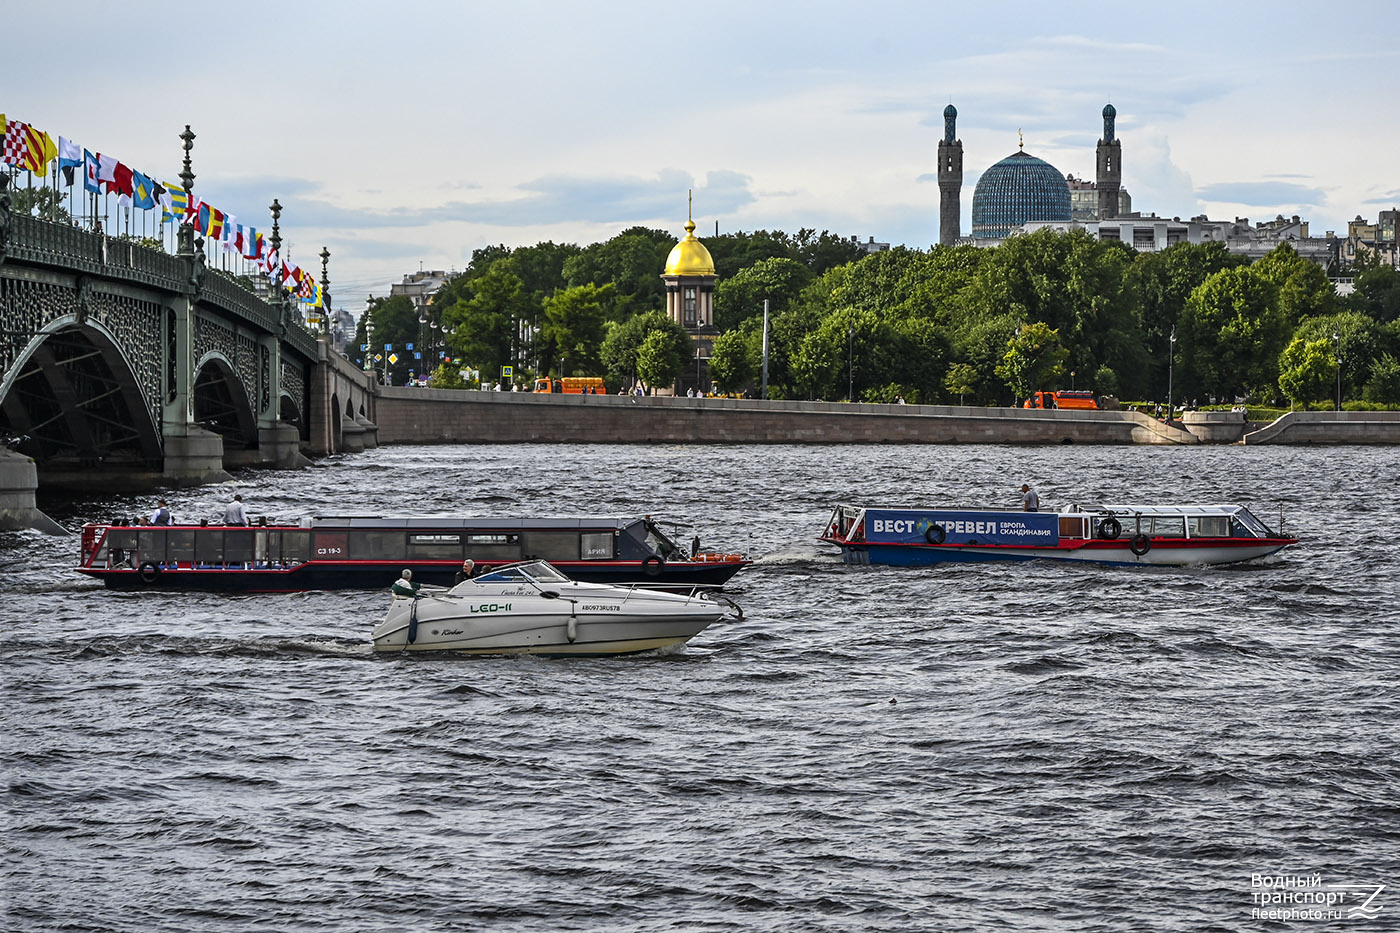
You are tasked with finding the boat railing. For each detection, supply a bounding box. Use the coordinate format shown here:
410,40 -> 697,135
80,522 -> 312,571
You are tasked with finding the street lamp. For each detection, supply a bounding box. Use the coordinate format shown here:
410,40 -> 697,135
1333,330 -> 1342,411
1166,324 -> 1177,423
847,324 -> 855,402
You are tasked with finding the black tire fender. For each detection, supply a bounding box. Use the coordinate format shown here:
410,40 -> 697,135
138,561 -> 160,584
1099,517 -> 1122,540
924,524 -> 947,545
642,556 -> 665,577
1129,533 -> 1151,556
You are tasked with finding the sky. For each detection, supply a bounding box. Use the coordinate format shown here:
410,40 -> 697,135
7,0 -> 1399,314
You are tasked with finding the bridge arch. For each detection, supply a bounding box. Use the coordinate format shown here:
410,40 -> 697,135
0,317 -> 163,472
192,352 -> 257,452
279,390 -> 304,433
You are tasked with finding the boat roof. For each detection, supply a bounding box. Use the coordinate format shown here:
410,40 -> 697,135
839,503 -> 1252,517
305,516 -> 643,530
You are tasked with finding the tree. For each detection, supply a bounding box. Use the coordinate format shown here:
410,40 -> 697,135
996,321 -> 1069,403
599,311 -> 689,388
1345,265 -> 1400,324
542,283 -> 613,376
713,256 -> 813,331
1178,267 -> 1283,401
1278,338 -> 1337,409
428,362 -> 470,389
1289,311 -> 1382,399
944,362 -> 978,405
355,295 -> 419,385
563,227 -> 673,316
965,228 -> 1140,390
1093,364 -> 1119,399
8,186 -> 72,223
1363,353 -> 1400,404
1121,241 -> 1244,397
636,330 -> 683,390
708,328 -> 756,394
443,264 -> 528,383
1252,243 -> 1336,327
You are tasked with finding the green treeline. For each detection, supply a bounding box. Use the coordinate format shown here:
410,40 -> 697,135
359,225 -> 1400,407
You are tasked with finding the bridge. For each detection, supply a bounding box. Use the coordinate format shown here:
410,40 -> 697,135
0,175 -> 378,522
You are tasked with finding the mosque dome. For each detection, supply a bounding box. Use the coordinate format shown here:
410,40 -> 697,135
664,219 -> 716,276
970,150 -> 1072,238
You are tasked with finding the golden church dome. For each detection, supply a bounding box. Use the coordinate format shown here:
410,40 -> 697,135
663,219 -> 716,276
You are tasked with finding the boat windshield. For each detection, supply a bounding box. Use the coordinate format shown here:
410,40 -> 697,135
1231,508 -> 1271,538
474,559 -> 571,584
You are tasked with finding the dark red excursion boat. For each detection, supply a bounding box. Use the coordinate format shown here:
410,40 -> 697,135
77,515 -> 749,592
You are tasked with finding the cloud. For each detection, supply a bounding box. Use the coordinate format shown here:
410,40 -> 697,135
1196,181 -> 1326,207
196,169 -> 757,232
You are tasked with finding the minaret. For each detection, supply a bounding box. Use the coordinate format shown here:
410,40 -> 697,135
1096,103 -> 1121,220
937,104 -> 963,246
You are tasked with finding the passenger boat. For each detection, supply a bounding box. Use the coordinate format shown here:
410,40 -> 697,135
77,515 -> 749,591
373,560 -> 736,656
820,503 -> 1297,568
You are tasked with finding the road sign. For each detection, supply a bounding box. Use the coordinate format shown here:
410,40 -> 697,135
502,365 -> 514,377
389,353 -> 399,364
406,343 -> 415,351
414,352 -> 421,359
374,353 -> 383,361
383,343 -> 392,351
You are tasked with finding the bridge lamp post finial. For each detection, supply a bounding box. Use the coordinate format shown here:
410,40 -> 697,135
319,247 -> 331,336
177,125 -> 197,255
269,199 -> 282,256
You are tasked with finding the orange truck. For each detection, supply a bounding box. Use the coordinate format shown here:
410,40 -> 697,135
1023,390 -> 1100,410
533,376 -> 607,394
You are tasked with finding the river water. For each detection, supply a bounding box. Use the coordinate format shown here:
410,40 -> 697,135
3,443 -> 1397,932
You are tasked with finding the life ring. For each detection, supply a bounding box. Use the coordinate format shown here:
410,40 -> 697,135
642,556 -> 665,577
1129,534 -> 1151,556
138,561 -> 160,584
1099,517 -> 1122,540
924,524 -> 947,545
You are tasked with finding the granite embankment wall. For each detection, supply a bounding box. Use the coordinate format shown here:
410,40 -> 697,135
1242,410 -> 1400,444
374,389 -> 1201,445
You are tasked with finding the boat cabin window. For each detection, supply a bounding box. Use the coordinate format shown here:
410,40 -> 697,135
1150,516 -> 1186,538
465,532 -> 521,561
580,532 -> 614,560
408,533 -> 462,559
281,531 -> 311,565
632,520 -> 679,559
350,530 -> 403,560
1187,516 -> 1229,538
1058,516 -> 1088,539
1094,517 -> 1125,538
523,531 -> 578,561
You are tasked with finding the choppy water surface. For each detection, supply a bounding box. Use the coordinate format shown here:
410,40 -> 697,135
4,444 -> 1398,932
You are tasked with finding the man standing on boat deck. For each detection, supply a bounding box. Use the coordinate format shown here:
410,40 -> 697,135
1021,484 -> 1040,512
149,500 -> 173,525
224,494 -> 249,526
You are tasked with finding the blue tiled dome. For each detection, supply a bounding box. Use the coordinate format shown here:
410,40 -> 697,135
971,150 -> 1071,238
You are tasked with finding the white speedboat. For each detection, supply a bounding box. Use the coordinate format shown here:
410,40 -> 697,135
372,560 -> 737,655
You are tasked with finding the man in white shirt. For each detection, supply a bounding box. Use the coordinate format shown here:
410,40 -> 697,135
224,494 -> 249,526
